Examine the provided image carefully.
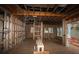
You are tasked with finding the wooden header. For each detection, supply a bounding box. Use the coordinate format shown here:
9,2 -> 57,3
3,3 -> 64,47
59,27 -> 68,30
13,11 -> 65,17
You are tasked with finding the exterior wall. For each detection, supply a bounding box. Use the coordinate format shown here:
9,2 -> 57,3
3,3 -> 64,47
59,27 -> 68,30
25,23 -> 62,44
43,24 -> 62,43
71,23 -> 79,40
43,24 -> 56,40
0,10 -> 26,52
70,21 -> 79,46
26,24 -> 33,39
0,16 -> 3,51
66,19 -> 79,47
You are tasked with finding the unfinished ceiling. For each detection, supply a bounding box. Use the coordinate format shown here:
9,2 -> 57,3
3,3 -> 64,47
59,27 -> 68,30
0,4 -> 79,24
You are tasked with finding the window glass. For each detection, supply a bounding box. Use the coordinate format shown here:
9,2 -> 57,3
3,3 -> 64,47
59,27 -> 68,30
57,28 -> 59,36
44,28 -> 48,33
48,28 -> 52,33
30,27 -> 34,33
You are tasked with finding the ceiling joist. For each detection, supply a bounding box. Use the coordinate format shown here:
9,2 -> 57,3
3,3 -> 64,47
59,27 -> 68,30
13,10 -> 65,17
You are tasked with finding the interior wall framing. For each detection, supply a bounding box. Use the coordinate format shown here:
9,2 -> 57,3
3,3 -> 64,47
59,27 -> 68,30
0,8 -> 26,52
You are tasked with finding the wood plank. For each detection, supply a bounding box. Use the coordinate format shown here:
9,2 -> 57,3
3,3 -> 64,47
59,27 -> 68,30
13,11 -> 65,17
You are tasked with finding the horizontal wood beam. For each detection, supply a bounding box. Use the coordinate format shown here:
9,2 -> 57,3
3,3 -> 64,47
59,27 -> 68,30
13,11 -> 65,17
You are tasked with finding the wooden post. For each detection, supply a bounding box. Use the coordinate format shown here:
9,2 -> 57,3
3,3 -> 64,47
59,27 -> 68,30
62,19 -> 67,46
66,22 -> 72,47
9,15 -> 13,48
53,26 -> 57,37
4,11 -> 8,51
41,22 -> 43,41
33,18 -> 35,40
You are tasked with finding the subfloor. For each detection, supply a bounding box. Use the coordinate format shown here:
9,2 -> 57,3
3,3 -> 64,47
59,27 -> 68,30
7,39 -> 79,54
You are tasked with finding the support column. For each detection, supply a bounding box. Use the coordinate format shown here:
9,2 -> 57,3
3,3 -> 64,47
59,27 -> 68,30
62,19 -> 67,46
41,22 -> 43,41
66,23 -> 72,47
53,26 -> 57,37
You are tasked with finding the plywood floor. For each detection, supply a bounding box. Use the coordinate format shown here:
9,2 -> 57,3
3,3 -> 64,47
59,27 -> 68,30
7,39 -> 79,54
